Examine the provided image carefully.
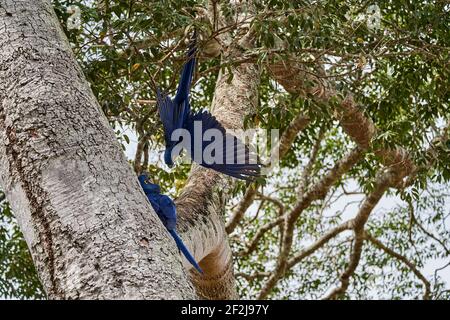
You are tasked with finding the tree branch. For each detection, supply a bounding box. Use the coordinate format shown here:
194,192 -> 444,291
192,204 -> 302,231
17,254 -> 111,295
287,220 -> 354,269
238,193 -> 285,257
257,147 -> 363,299
239,220 -> 354,284
225,184 -> 257,234
225,112 -> 310,234
364,232 -> 431,300
268,57 -> 416,183
324,169 -> 402,300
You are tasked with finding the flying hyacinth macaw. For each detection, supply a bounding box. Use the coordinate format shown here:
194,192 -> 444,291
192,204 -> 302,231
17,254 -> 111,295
156,35 -> 262,181
138,174 -> 202,273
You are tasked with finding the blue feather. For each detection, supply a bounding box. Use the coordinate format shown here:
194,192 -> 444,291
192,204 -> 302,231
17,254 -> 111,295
169,229 -> 203,274
138,175 -> 202,273
156,32 -> 262,181
184,111 -> 262,181
157,36 -> 196,149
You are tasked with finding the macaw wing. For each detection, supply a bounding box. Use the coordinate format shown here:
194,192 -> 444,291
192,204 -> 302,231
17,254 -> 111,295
156,89 -> 188,147
157,33 -> 196,147
185,111 -> 262,181
159,194 -> 177,230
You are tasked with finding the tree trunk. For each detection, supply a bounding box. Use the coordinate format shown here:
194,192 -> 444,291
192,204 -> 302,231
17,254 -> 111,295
0,0 -> 196,299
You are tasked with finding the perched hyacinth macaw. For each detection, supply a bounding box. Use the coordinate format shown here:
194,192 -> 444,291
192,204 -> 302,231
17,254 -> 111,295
138,174 -> 202,273
156,34 -> 262,181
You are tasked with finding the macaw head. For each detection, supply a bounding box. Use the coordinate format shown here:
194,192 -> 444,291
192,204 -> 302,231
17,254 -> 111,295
138,174 -> 161,194
164,147 -> 175,168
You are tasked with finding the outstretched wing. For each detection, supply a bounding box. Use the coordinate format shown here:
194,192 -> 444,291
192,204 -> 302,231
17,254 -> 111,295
185,111 -> 262,181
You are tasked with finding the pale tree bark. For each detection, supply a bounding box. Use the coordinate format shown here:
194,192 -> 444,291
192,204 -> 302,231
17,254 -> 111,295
0,0 -> 260,300
0,0 -> 200,299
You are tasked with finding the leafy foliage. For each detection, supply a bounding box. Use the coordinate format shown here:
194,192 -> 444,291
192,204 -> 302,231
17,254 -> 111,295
0,193 -> 45,299
0,0 -> 449,299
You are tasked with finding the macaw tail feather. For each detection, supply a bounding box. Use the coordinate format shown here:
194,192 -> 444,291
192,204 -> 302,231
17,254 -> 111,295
168,229 -> 203,274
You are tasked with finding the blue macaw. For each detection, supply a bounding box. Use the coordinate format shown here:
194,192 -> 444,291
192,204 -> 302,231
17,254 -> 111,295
138,174 -> 202,273
156,35 -> 262,181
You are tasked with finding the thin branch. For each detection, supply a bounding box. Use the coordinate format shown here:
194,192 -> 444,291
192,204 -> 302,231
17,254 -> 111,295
226,112 -> 310,234
365,232 -> 431,300
238,193 -> 285,257
434,260 -> 450,286
136,99 -> 156,105
240,220 -> 354,282
407,198 -> 450,256
225,184 -> 257,234
298,124 -> 325,195
257,147 -> 363,299
286,220 -> 354,269
324,169 -> 398,300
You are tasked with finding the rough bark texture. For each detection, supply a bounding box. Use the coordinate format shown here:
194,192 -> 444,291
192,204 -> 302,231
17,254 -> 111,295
0,0 -> 196,299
